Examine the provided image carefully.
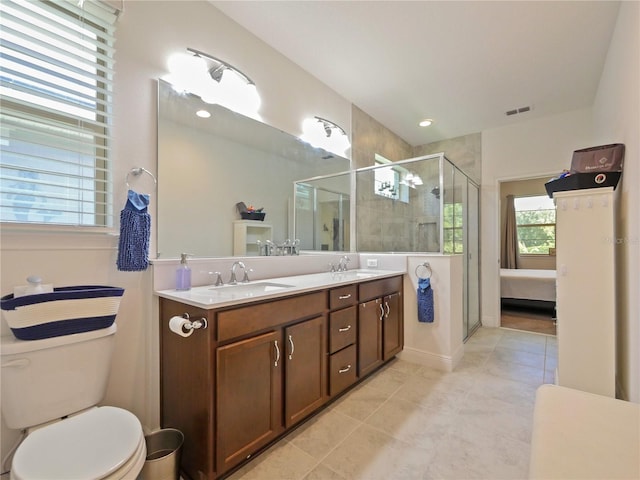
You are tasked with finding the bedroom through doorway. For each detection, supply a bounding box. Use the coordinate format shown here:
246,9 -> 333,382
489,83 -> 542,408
499,177 -> 557,336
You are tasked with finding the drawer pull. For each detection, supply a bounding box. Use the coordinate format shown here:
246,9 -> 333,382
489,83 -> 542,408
338,364 -> 352,374
274,340 -> 280,367
338,325 -> 352,332
288,334 -> 295,360
338,294 -> 352,300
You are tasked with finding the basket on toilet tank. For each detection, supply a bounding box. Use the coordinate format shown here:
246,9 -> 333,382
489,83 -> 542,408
1,285 -> 125,340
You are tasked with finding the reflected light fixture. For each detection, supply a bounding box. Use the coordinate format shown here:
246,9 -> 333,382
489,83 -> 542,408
419,118 -> 433,127
301,116 -> 351,157
164,48 -> 261,119
196,109 -> 211,118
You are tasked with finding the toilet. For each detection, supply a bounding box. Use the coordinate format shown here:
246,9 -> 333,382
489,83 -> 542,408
0,324 -> 146,479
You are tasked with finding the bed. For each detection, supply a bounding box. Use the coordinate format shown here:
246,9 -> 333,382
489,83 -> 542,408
500,268 -> 556,311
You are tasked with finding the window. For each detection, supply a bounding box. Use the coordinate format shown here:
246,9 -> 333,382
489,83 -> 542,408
0,0 -> 117,227
373,155 -> 409,203
514,195 -> 556,254
443,202 -> 464,254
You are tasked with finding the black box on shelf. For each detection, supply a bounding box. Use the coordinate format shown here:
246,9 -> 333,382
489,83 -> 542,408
545,171 -> 622,198
545,143 -> 624,198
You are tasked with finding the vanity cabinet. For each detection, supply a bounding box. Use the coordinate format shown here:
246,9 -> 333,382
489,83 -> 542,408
358,277 -> 403,377
214,292 -> 326,473
159,274 -> 403,480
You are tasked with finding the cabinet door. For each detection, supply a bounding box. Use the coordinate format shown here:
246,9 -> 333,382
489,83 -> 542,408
285,315 -> 327,427
383,292 -> 403,360
358,298 -> 383,377
216,331 -> 283,474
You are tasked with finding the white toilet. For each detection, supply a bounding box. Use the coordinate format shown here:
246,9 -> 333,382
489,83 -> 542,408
0,324 -> 147,479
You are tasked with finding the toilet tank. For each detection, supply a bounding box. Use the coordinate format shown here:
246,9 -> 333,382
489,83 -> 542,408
0,324 -> 117,430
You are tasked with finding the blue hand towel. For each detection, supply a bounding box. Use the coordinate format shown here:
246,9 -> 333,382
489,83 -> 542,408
117,190 -> 150,272
417,277 -> 434,323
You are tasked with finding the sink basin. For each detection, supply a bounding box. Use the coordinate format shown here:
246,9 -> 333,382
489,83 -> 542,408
208,282 -> 294,295
331,269 -> 379,279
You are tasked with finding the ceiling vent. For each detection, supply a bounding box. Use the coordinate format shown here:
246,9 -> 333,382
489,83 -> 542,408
505,105 -> 532,116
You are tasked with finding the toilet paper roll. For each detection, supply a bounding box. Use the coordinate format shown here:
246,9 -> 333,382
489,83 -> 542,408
169,316 -> 193,337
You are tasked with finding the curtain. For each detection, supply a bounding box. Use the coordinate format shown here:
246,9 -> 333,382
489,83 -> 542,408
503,194 -> 519,268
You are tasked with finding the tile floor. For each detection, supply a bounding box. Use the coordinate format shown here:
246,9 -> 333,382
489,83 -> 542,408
226,327 -> 557,480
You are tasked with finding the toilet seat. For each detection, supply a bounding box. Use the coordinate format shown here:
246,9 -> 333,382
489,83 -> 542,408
11,406 -> 145,480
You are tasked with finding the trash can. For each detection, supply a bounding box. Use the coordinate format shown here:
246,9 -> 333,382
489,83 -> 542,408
141,428 -> 184,480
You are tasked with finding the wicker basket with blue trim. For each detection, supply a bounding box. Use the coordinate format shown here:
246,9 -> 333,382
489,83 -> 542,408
1,285 -> 125,341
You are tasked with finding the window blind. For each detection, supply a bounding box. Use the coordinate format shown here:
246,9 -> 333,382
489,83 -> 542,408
0,0 -> 117,227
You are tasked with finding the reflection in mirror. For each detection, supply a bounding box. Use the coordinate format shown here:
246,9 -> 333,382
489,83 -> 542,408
157,80 -> 351,258
294,172 -> 351,252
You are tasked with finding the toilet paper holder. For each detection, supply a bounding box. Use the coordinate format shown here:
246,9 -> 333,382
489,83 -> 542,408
179,313 -> 208,332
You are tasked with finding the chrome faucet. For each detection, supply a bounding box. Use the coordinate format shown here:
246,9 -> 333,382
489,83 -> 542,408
337,255 -> 350,272
229,261 -> 247,285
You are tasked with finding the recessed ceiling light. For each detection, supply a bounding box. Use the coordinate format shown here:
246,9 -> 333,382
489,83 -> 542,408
419,119 -> 433,127
196,109 -> 211,118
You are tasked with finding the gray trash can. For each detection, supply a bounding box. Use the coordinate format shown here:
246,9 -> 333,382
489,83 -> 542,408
141,428 -> 184,480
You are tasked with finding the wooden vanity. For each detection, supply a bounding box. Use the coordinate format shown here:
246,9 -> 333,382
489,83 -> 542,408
159,274 -> 403,480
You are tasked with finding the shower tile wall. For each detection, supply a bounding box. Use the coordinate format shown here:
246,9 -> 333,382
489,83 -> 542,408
414,132 -> 482,185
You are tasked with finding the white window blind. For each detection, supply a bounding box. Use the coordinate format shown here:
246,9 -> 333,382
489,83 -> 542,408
0,0 -> 117,227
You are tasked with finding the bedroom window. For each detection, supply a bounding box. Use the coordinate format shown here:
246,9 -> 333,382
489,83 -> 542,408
0,0 -> 117,227
514,195 -> 556,254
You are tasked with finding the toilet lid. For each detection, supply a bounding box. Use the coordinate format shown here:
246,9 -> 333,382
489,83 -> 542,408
12,406 -> 143,480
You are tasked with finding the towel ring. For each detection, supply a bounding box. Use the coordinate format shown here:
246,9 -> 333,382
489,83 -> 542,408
415,262 -> 432,279
126,167 -> 157,189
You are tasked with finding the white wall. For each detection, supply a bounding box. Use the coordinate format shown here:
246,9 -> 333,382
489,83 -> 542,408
0,0 -> 352,461
480,108 -> 594,327
591,1 -> 639,402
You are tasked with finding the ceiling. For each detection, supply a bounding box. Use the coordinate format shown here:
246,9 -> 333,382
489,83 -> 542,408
212,1 -> 620,146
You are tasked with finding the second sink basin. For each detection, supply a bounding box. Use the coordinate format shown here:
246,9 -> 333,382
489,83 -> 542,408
207,282 -> 295,296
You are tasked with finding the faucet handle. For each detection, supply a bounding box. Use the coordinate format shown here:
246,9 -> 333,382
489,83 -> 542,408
329,262 -> 337,273
207,271 -> 224,286
242,268 -> 253,283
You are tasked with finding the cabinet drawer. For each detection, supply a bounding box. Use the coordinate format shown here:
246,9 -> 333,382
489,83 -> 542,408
329,285 -> 357,310
358,276 -> 402,302
329,306 -> 357,354
217,292 -> 326,342
329,344 -> 357,396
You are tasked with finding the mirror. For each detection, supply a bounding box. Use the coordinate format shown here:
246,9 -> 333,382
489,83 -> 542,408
157,79 -> 351,258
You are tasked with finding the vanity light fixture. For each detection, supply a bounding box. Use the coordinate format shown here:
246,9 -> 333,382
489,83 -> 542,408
419,118 -> 433,127
164,48 -> 261,119
301,116 -> 351,156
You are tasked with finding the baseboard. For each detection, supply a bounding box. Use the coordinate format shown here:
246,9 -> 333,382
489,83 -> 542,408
398,345 -> 463,372
616,377 -> 628,400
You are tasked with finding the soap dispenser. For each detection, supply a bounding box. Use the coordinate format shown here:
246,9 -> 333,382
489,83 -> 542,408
175,253 -> 192,291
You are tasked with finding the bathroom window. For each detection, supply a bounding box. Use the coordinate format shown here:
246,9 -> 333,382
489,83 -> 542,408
0,0 -> 118,227
514,195 -> 556,254
374,155 -> 409,203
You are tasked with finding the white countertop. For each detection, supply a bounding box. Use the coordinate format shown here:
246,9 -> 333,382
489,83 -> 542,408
155,269 -> 405,309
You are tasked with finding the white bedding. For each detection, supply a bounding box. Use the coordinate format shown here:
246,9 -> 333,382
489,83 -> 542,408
500,268 -> 556,302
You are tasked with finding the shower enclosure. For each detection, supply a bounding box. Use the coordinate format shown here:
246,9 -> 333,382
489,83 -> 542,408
294,153 -> 480,339
355,153 -> 480,338
294,172 -> 351,252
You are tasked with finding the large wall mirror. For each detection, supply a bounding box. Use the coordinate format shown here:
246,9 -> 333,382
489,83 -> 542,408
157,79 -> 351,258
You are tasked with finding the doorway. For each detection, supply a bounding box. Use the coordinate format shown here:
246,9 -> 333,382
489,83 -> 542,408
499,177 -> 556,335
